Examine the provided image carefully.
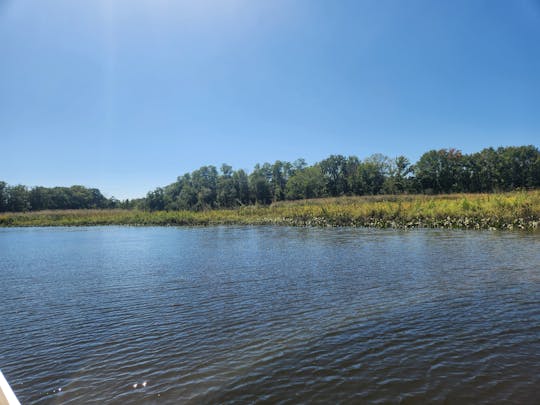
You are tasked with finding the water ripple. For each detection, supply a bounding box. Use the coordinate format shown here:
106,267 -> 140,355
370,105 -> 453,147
1,226 -> 539,404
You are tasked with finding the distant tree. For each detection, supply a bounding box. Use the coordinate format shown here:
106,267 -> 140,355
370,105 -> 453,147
177,186 -> 197,210
345,156 -> 362,195
271,160 -> 293,202
6,144 -> 538,213
145,188 -> 166,211
191,165 -> 218,209
413,149 -> 465,193
107,197 -> 120,209
89,188 -> 108,208
0,181 -> 8,212
285,166 -> 326,200
29,186 -> 49,210
319,155 -> 349,196
358,154 -> 390,195
497,145 -> 540,190
471,147 -> 506,192
173,174 -> 197,210
1,182 -> 121,211
249,164 -> 273,204
233,169 -> 250,205
6,185 -> 30,212
217,164 -> 238,208
383,155 -> 412,194
162,175 -> 187,210
292,158 -> 308,173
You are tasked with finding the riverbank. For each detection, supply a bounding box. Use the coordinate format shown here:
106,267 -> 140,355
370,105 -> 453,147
1,191 -> 539,230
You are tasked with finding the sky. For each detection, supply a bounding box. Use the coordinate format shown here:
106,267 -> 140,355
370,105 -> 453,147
1,0 -> 539,199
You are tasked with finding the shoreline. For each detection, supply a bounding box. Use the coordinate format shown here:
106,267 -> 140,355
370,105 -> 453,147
1,191 -> 539,231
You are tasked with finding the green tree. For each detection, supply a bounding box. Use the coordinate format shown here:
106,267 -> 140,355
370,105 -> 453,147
217,164 -> 238,208
292,158 -> 307,173
271,160 -> 293,202
285,166 -> 326,200
383,155 -> 412,194
233,169 -> 250,205
497,145 -> 540,190
145,188 -> 166,211
413,149 -> 465,193
6,185 -> 30,212
345,156 -> 363,195
319,155 -> 349,196
358,154 -> 390,195
191,166 -> 218,209
0,181 -> 8,212
249,164 -> 273,204
464,148 -> 498,192
29,186 -> 50,210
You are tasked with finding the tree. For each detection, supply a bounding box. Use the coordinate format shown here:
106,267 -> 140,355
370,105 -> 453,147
6,185 -> 30,212
217,164 -> 238,208
249,164 -> 273,204
177,185 -> 197,210
29,186 -> 49,210
497,145 -> 540,190
357,154 -> 390,195
413,149 -> 465,193
145,188 -> 166,211
233,169 -> 250,205
464,148 -> 498,192
0,181 -> 8,212
319,155 -> 349,196
292,158 -> 308,173
285,166 -> 326,200
383,156 -> 412,194
344,155 -> 364,195
191,165 -> 218,209
271,160 -> 293,202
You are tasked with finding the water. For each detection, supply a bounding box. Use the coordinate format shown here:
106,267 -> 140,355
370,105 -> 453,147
1,226 -> 539,404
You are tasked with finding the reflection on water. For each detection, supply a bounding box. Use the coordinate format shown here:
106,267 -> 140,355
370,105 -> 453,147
1,226 -> 539,404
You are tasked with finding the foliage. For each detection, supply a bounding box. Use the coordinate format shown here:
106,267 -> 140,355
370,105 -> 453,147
0,184 -> 112,212
285,166 -> 326,200
1,191 -> 539,230
1,145 -> 539,213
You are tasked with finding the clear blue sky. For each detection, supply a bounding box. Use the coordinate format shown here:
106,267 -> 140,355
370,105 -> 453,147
1,0 -> 539,199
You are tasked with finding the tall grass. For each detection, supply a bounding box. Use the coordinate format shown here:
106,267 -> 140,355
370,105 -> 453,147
1,191 -> 539,230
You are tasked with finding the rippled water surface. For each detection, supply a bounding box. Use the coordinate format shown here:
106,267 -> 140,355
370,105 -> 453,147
1,226 -> 539,404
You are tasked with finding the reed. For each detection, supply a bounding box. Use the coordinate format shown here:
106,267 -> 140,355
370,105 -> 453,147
1,190 -> 539,230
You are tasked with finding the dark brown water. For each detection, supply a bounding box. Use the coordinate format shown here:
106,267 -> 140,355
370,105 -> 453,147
1,226 -> 539,404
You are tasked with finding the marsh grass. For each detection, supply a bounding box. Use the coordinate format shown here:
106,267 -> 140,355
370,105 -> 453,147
1,191 -> 539,230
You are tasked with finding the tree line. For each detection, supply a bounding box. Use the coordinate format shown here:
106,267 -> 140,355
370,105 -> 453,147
0,184 -> 117,212
1,145 -> 539,213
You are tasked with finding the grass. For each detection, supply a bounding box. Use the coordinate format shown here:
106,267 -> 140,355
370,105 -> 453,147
1,190 -> 539,230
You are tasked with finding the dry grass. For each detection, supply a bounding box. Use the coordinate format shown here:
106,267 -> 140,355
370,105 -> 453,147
1,190 -> 539,230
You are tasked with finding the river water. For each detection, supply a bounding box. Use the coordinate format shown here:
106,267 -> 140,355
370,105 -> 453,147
1,226 -> 539,404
